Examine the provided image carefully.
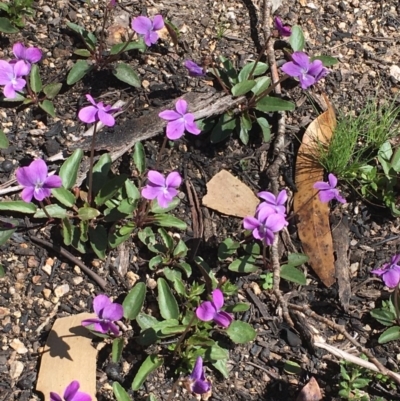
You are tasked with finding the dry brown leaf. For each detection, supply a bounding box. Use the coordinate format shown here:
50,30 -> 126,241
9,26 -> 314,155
296,377 -> 322,401
293,99 -> 336,287
36,313 -> 97,401
202,169 -> 259,218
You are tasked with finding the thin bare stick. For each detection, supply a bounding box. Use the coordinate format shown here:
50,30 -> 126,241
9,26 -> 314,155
289,303 -> 400,385
30,235 -> 108,290
272,235 -> 294,327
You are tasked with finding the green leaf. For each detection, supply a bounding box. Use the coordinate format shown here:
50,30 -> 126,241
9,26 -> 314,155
133,142 -> 146,174
210,113 -> 237,143
43,83 -> 62,100
74,48 -> 91,57
0,226 -> 16,246
92,153 -> 112,195
160,325 -> 186,335
0,3 -> 9,12
30,64 -> 42,93
231,80 -> 256,97
59,149 -> 83,189
219,55 -> 238,85
150,197 -> 180,213
108,225 -> 133,248
123,282 -> 146,320
77,206 -> 100,221
287,253 -> 309,266
66,22 -> 96,50
158,227 -> 174,251
206,343 -> 229,360
113,382 -> 131,401
136,313 -> 159,330
224,303 -> 250,313
340,364 -> 350,381
67,60 -> 93,85
89,225 -> 108,259
132,355 -> 163,391
251,76 -> 271,96
239,126 -> 249,145
352,378 -> 370,389
238,61 -> 268,82
112,338 -> 124,363
243,242 -> 261,256
289,25 -> 305,51
280,264 -> 306,285
256,117 -> 271,142
391,148 -> 400,172
284,360 -> 302,375
0,201 -> 36,213
228,256 -> 258,273
110,40 -> 146,55
0,130 -> 9,149
226,320 -> 257,344
0,264 -> 5,278
212,359 -> 229,379
95,175 -> 128,206
311,55 -> 339,66
163,268 -> 186,295
62,218 -> 73,246
34,204 -> 68,219
39,100 -> 55,117
0,17 -> 19,33
255,96 -> 295,112
157,277 -> 179,320
51,187 -> 75,207
218,238 -> 240,260
113,63 -> 141,88
370,308 -> 396,327
378,326 -> 400,344
173,239 -> 188,258
152,214 -> 187,230
149,255 -> 163,270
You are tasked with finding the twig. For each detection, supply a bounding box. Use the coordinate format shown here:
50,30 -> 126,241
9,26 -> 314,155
35,301 -> 60,334
289,303 -> 400,385
315,342 -> 400,383
272,235 -> 294,327
30,235 -> 108,290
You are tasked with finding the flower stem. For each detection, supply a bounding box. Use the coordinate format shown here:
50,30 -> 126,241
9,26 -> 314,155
172,314 -> 196,357
87,123 -> 98,206
247,35 -> 271,81
154,135 -> 168,171
394,286 -> 400,324
39,200 -> 52,220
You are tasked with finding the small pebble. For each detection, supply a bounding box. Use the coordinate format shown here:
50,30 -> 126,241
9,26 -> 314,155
1,160 -> 13,172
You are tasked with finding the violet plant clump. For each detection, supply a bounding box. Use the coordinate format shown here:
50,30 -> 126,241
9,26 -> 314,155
313,173 -> 346,204
184,60 -> 206,77
78,94 -> 120,127
196,289 -> 233,328
0,59 -> 28,98
371,255 -> 400,288
187,356 -> 211,395
141,170 -> 182,208
15,159 -> 62,202
131,15 -> 164,47
274,16 -> 291,37
81,294 -> 124,336
281,51 -> 329,89
158,99 -> 201,140
50,380 -> 91,401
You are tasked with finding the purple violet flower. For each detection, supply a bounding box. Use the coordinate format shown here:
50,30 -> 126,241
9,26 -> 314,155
189,357 -> 211,395
158,99 -> 201,140
274,17 -> 292,37
243,206 -> 288,246
371,255 -> 400,288
15,159 -> 62,203
0,60 -> 28,98
184,60 -> 206,77
12,42 -> 42,72
281,51 -> 329,89
78,94 -> 120,126
131,15 -> 164,46
81,294 -> 124,336
50,380 -> 91,401
313,173 -> 346,204
141,170 -> 182,208
257,189 -> 287,215
196,289 -> 233,328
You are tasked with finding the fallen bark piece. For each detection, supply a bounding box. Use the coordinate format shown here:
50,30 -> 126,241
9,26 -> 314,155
295,377 -> 322,401
293,98 -> 336,287
202,169 -> 259,218
36,313 -> 97,401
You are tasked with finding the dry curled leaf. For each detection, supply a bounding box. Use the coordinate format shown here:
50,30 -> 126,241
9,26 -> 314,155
36,313 -> 97,401
293,98 -> 336,287
202,169 -> 259,218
